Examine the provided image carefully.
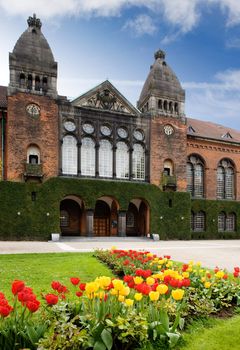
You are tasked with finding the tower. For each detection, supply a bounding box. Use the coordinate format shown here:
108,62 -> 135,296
138,50 -> 187,190
6,14 -> 59,181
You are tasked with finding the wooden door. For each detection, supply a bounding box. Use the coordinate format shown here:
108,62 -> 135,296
94,218 -> 110,236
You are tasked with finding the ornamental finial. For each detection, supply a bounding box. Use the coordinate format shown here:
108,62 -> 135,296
154,49 -> 166,60
27,14 -> 42,29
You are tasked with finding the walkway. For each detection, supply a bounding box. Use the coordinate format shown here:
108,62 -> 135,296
0,238 -> 239,272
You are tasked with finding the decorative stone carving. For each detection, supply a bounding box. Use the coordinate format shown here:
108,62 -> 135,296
27,14 -> 42,29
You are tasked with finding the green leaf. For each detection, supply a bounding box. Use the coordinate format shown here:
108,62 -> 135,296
166,332 -> 180,348
159,309 -> 169,332
94,340 -> 106,350
101,329 -> 113,350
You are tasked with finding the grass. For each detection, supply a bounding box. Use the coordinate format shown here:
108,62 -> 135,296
0,252 -> 113,297
178,312 -> 240,350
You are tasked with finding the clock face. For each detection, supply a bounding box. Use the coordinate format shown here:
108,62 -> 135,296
82,123 -> 94,134
164,124 -> 174,136
117,127 -> 128,138
133,129 -> 144,141
26,103 -> 40,118
100,125 -> 111,136
64,121 -> 76,132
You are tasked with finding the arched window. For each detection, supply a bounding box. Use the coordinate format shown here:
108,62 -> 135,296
116,141 -> 129,179
81,137 -> 95,176
62,135 -> 77,175
42,77 -> 48,92
163,100 -> 168,111
217,159 -> 235,199
158,100 -> 162,109
35,76 -> 41,91
218,212 -> 225,232
19,73 -> 25,88
169,102 -> 173,112
132,144 -> 145,180
187,155 -> 204,198
218,212 -> 236,232
27,145 -> 40,164
174,103 -> 178,113
163,159 -> 174,176
99,139 -> 112,177
27,75 -> 32,90
193,211 -> 205,232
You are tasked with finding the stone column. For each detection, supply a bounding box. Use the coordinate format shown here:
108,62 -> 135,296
129,147 -> 133,180
86,209 -> 94,237
113,145 -> 117,179
77,141 -> 81,176
95,143 -> 99,178
118,211 -> 127,237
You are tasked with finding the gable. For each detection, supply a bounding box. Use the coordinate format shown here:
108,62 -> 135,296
71,80 -> 139,116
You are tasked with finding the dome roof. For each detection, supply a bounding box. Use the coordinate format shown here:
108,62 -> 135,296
138,50 -> 185,108
10,14 -> 56,73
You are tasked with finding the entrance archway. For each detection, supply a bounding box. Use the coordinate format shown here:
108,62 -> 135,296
126,199 -> 150,236
94,197 -> 119,236
60,196 -> 85,235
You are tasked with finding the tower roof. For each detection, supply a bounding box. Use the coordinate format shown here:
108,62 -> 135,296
10,14 -> 57,74
138,49 -> 185,109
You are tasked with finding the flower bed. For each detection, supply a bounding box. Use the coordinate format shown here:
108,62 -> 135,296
0,249 -> 239,350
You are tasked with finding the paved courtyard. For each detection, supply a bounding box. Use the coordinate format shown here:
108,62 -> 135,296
0,238 -> 239,272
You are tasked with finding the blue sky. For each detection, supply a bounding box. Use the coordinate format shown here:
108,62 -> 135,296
0,0 -> 240,129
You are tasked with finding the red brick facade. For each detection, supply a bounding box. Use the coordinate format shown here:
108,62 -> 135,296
6,93 -> 59,181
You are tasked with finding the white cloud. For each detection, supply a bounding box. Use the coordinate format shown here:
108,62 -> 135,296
123,14 -> 157,36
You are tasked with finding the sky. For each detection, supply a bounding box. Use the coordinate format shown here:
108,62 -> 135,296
0,0 -> 240,129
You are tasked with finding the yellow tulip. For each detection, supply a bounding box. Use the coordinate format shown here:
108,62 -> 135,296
134,293 -> 143,301
118,295 -> 125,302
182,272 -> 189,278
146,277 -> 155,286
215,271 -> 224,279
149,291 -> 159,301
134,276 -> 143,285
171,289 -> 184,301
85,282 -> 99,294
204,282 -> 211,289
125,298 -> 134,307
110,289 -> 117,296
156,284 -> 168,295
95,276 -> 111,289
119,286 -> 130,296
112,279 -> 124,290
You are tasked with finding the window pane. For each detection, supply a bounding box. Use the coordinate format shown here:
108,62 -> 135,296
194,212 -> 205,232
194,164 -> 204,198
116,141 -> 129,179
187,163 -> 194,195
62,135 -> 77,175
226,213 -> 235,231
217,167 -> 224,199
81,137 -> 95,176
218,212 -> 225,232
225,167 -> 234,199
132,144 -> 145,180
99,139 -> 112,177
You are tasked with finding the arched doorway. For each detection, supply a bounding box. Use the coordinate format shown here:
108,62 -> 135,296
60,196 -> 86,236
94,197 -> 119,236
126,199 -> 150,236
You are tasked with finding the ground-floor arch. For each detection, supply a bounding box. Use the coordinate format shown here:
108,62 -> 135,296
94,196 -> 119,236
126,198 -> 150,236
60,195 -> 86,235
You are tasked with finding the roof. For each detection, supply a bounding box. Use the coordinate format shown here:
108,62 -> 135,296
0,86 -> 7,109
138,50 -> 185,109
187,117 -> 240,144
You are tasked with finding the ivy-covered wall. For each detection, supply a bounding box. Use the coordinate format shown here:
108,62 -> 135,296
0,178 -> 239,240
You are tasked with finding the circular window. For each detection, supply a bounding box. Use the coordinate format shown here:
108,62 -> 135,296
100,125 -> 111,136
117,127 -> 128,139
64,121 -> 76,132
82,123 -> 94,134
133,129 -> 144,141
164,124 -> 174,136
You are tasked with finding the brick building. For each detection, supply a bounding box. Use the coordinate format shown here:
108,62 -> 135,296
0,15 -> 239,239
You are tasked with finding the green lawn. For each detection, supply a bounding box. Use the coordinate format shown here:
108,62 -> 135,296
0,252 -> 113,298
178,313 -> 240,350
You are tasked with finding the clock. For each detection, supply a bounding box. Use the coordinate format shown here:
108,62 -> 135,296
164,124 -> 174,135
82,123 -> 94,134
100,125 -> 111,136
26,103 -> 40,118
64,121 -> 76,132
117,127 -> 128,138
133,129 -> 144,141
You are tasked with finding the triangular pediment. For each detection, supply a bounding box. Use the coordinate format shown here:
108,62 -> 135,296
71,80 -> 139,116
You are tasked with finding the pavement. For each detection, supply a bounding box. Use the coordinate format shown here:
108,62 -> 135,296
0,238 -> 239,272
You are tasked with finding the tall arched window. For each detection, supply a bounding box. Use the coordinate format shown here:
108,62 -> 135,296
132,144 -> 145,180
19,73 -> 25,88
116,141 -> 129,179
99,139 -> 112,177
81,137 -> 95,176
193,211 -> 205,232
27,75 -> 32,90
218,212 -> 225,232
62,135 -> 77,175
187,155 -> 204,197
217,159 -> 235,199
35,76 -> 41,91
27,145 -> 40,164
218,212 -> 236,232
